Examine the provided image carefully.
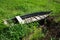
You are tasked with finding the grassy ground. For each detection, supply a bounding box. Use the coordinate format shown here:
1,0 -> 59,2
0,0 -> 60,40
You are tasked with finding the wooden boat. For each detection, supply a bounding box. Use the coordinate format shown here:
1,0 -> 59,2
4,11 -> 51,26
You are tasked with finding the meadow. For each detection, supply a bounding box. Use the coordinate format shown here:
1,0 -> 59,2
0,0 -> 60,40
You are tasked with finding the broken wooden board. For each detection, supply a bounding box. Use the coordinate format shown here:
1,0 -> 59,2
4,11 -> 51,26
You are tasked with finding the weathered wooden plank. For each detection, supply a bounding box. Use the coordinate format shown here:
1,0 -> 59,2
16,16 -> 24,24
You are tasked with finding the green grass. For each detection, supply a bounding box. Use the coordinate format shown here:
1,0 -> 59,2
0,0 -> 60,21
0,0 -> 60,40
